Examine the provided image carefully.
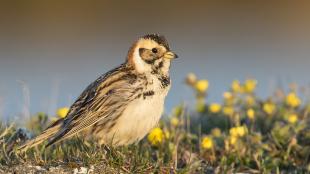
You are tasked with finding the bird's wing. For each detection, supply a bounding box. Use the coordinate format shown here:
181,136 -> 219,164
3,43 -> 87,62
46,64 -> 140,146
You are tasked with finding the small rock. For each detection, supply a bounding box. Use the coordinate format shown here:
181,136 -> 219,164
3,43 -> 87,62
88,166 -> 94,173
80,167 -> 88,173
35,166 -> 46,171
73,167 -> 89,174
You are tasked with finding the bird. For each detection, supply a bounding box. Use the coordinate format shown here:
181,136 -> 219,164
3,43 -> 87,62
18,34 -> 178,151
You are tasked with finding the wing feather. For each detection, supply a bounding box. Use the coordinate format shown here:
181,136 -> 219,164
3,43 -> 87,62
46,66 -> 140,146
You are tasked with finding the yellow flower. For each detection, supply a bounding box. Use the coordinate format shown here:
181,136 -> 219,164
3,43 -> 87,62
223,92 -> 234,105
263,102 -> 276,115
56,107 -> 69,118
201,136 -> 214,149
236,126 -> 246,137
186,73 -> 197,86
223,91 -> 233,100
164,131 -> 170,139
230,126 -> 246,137
229,127 -> 238,137
247,109 -> 255,120
252,134 -> 262,143
148,127 -> 165,146
209,103 -> 221,113
223,106 -> 234,116
245,96 -> 255,106
287,114 -> 298,124
229,136 -> 238,145
286,92 -> 301,108
195,80 -> 209,93
211,128 -> 221,137
171,117 -> 179,126
231,80 -> 242,93
244,79 -> 257,93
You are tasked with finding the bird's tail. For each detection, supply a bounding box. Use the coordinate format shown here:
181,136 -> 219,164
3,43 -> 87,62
17,119 -> 63,152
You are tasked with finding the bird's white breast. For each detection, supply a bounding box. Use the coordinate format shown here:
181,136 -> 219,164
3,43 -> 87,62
103,75 -> 170,145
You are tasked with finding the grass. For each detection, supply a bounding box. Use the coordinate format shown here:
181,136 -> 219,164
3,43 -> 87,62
1,74 -> 310,173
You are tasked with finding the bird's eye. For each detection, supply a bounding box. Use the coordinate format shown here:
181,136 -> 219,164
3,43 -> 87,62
151,48 -> 158,53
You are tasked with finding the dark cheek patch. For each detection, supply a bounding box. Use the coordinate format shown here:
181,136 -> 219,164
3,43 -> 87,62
139,48 -> 157,64
139,48 -> 149,60
139,48 -> 145,55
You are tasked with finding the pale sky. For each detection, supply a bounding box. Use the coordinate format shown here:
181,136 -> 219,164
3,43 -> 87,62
1,0 -> 310,119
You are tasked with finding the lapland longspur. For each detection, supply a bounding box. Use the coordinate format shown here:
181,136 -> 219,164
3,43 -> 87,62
19,34 -> 177,151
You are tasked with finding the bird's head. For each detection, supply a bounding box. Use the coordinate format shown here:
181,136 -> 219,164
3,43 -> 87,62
127,34 -> 178,75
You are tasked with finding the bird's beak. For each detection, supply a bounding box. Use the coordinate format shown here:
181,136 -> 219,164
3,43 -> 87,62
163,51 -> 178,60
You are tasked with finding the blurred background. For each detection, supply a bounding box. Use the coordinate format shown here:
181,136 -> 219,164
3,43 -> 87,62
1,0 -> 310,120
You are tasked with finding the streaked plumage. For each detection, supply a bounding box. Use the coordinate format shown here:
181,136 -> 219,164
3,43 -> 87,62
19,34 -> 177,151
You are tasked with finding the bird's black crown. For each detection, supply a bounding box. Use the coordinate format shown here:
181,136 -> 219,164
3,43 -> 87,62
143,34 -> 170,50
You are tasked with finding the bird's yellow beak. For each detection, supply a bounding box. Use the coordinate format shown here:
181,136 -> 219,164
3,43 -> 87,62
163,51 -> 178,60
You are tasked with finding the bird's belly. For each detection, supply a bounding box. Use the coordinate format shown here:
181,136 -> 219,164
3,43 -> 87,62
101,92 -> 166,146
